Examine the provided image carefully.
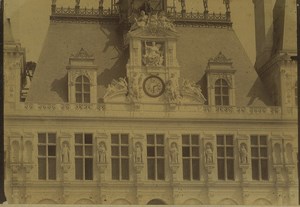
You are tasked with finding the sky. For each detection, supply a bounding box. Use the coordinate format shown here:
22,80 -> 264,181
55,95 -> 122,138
4,0 -> 257,64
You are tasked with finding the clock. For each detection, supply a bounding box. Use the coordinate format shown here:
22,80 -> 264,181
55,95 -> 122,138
143,75 -> 165,97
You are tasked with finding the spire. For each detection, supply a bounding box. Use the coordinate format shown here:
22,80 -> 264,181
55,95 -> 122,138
4,18 -> 15,44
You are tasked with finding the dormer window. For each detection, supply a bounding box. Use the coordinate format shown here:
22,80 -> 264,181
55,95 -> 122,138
75,75 -> 90,103
66,48 -> 98,104
215,79 -> 229,106
205,52 -> 236,106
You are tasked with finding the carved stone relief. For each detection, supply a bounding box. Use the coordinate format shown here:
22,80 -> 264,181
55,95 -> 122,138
165,73 -> 182,104
104,77 -> 128,99
97,141 -> 107,164
142,41 -> 164,67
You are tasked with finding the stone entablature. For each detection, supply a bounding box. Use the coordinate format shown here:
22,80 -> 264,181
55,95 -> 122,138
8,102 -> 297,120
4,129 -> 298,205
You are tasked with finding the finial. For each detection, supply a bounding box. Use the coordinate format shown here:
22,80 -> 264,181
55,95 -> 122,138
181,0 -> 186,14
223,0 -> 230,12
99,0 -> 104,8
75,0 -> 80,7
52,0 -> 56,5
203,0 -> 208,12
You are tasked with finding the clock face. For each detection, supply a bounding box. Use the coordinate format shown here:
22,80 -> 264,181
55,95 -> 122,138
143,76 -> 165,97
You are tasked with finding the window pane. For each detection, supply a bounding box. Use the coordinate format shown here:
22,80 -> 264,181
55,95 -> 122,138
48,158 -> 56,180
217,136 -> 224,145
75,84 -> 81,92
84,134 -> 93,144
215,96 -> 221,105
121,135 -> 128,144
111,146 -> 119,156
75,158 -> 83,180
84,84 -> 90,92
251,159 -> 259,180
183,159 -> 190,180
147,147 -> 155,157
157,159 -> 165,180
147,135 -> 154,144
83,76 -> 89,83
261,159 -> 268,180
182,135 -> 190,145
192,159 -> 200,180
226,136 -> 233,145
182,147 -> 190,157
85,146 -> 93,156
111,134 -> 119,144
226,147 -> 233,157
156,135 -> 164,144
251,148 -> 258,157
38,146 -> 46,156
83,94 -> 90,103
75,146 -> 83,156
48,133 -> 56,142
48,146 -> 56,156
157,146 -> 164,156
215,87 -> 221,95
192,147 -> 199,157
85,158 -> 93,180
217,147 -> 224,157
121,159 -> 129,180
38,158 -> 46,180
223,97 -> 229,105
217,159 -> 225,180
222,87 -> 229,95
75,134 -> 83,144
38,133 -> 46,143
260,136 -> 267,145
112,158 -> 120,180
121,146 -> 128,156
251,136 -> 258,145
76,94 -> 82,103
227,159 -> 234,180
147,159 -> 155,180
191,135 -> 199,145
260,147 -> 267,157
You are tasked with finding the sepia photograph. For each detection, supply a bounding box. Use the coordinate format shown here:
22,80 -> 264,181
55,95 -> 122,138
3,0 -> 298,205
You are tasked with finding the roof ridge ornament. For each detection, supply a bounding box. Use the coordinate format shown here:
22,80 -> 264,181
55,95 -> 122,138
208,52 -> 232,64
129,10 -> 176,33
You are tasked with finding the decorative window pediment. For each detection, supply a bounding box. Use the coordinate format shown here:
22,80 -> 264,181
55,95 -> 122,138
205,52 -> 236,106
66,48 -> 98,104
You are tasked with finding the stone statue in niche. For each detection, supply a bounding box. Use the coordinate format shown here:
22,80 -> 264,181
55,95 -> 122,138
274,143 -> 281,164
166,74 -> 181,103
286,143 -> 293,164
205,143 -> 213,164
130,10 -> 149,31
134,142 -> 143,164
129,73 -> 143,101
61,142 -> 70,163
239,143 -> 248,164
98,142 -> 107,163
143,41 -> 164,67
11,141 -> 19,163
169,142 -> 179,164
24,141 -> 33,163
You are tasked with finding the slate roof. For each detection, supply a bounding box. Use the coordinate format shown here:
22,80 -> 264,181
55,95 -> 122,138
26,21 -> 272,106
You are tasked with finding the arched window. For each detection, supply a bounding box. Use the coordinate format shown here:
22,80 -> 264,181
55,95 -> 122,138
215,79 -> 229,106
75,75 -> 90,103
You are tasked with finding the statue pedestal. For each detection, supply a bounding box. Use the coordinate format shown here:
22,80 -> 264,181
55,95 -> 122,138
169,163 -> 180,182
239,164 -> 249,181
97,163 -> 108,181
205,164 -> 215,182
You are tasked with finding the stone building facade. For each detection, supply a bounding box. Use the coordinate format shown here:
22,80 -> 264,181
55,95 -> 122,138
4,0 -> 298,205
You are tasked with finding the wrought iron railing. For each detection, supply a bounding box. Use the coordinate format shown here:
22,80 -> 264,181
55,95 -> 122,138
52,7 -> 119,17
166,11 -> 228,22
